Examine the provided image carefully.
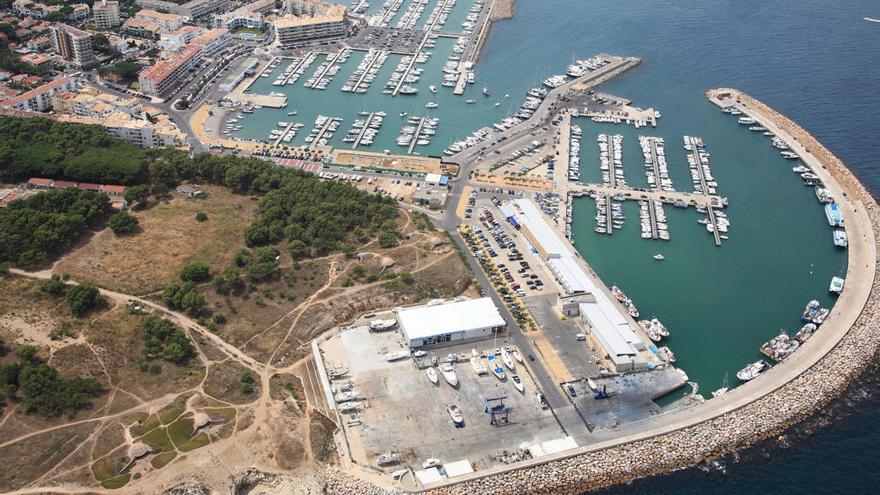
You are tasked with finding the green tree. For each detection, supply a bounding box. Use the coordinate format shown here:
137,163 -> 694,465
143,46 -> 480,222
124,185 -> 150,209
378,232 -> 397,248
179,263 -> 210,282
65,284 -> 104,316
287,239 -> 307,260
108,211 -> 139,235
195,212 -> 208,222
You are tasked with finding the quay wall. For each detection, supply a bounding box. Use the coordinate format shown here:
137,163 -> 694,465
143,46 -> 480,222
322,89 -> 880,494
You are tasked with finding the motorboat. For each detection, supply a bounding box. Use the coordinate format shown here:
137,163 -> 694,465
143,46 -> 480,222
370,318 -> 397,331
422,458 -> 442,469
338,401 -> 360,412
511,374 -> 524,393
426,367 -> 438,385
426,102 -> 439,108
447,404 -> 464,426
501,348 -> 515,370
482,86 -> 490,96
413,350 -> 427,358
377,452 -> 400,466
653,254 -> 665,261
386,350 -> 410,362
328,367 -> 350,380
513,350 -> 523,364
334,390 -> 360,402
440,363 -> 458,387
658,346 -> 675,363
736,360 -> 768,382
429,85 -> 437,93
829,276 -> 845,294
391,469 -> 409,479
465,98 -> 476,104
801,300 -> 820,322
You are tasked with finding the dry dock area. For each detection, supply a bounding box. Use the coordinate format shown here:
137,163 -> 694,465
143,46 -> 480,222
316,321 -> 570,487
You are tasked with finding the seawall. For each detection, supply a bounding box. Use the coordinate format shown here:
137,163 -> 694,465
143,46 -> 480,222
321,89 -> 880,494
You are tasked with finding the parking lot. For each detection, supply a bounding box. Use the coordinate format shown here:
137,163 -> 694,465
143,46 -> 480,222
318,325 -> 569,478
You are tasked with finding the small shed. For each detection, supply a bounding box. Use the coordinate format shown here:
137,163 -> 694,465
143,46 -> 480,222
176,184 -> 203,198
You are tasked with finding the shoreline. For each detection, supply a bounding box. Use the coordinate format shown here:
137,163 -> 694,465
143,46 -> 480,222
321,89 -> 880,494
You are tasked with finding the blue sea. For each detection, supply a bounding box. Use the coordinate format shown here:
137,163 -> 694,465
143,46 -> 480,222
471,0 -> 880,492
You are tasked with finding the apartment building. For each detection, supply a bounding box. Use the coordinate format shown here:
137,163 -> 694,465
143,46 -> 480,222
136,0 -> 229,19
137,43 -> 203,98
0,77 -> 77,112
93,0 -> 120,30
274,3 -> 347,46
50,24 -> 96,67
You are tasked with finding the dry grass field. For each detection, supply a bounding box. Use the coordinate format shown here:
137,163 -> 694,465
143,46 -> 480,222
55,186 -> 257,295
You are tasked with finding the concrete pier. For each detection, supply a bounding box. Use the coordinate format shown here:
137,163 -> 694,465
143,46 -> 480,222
647,200 -> 659,239
305,49 -> 348,89
567,183 -> 724,209
309,117 -> 336,150
351,112 -> 376,149
277,53 -> 315,86
407,116 -> 427,153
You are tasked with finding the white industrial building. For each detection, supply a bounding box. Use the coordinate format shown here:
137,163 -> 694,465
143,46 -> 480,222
508,199 -> 652,371
397,298 -> 506,349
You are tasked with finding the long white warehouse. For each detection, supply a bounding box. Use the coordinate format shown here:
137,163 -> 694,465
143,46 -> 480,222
508,199 -> 652,371
398,298 -> 507,349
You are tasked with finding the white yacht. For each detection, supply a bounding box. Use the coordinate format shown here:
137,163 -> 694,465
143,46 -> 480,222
426,367 -> 438,385
737,360 -> 768,382
501,348 -> 515,370
737,117 -> 756,125
829,276 -> 845,294
447,405 -> 464,426
511,374 -> 524,393
440,363 -> 458,387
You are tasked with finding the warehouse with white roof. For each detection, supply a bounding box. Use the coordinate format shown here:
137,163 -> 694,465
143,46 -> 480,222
397,297 -> 506,349
509,199 -> 650,371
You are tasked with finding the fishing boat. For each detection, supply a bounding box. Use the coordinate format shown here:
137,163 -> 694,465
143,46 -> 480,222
501,348 -> 515,370
447,405 -> 464,426
813,307 -> 831,325
513,350 -> 523,364
426,367 -> 438,385
511,374 -> 524,393
736,360 -> 768,382
440,363 -> 458,387
653,254 -> 665,261
386,350 -> 409,362
829,276 -> 845,294
658,346 -> 675,363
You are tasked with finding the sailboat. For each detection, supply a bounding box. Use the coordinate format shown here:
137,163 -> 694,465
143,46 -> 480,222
711,372 -> 729,398
487,354 -> 505,380
501,348 -> 515,371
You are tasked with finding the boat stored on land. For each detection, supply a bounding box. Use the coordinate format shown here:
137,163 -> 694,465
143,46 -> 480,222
426,367 -> 438,385
440,363 -> 458,386
447,404 -> 464,426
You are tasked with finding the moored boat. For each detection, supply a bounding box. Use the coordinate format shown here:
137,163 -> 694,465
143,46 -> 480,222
737,360 -> 768,382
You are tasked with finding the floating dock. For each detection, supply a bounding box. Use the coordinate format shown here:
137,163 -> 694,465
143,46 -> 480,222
352,112 -> 376,149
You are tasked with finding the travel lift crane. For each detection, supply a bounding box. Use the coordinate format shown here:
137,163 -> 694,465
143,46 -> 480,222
483,395 -> 512,426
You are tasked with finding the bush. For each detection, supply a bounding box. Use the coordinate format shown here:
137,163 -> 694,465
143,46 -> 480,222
195,212 -> 207,222
378,232 -> 397,248
65,284 -> 105,316
162,283 -> 206,316
108,211 -> 139,235
40,275 -> 67,296
212,268 -> 244,295
179,263 -> 210,283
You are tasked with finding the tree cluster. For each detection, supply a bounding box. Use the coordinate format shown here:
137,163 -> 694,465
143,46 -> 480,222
234,246 -> 281,283
0,346 -> 104,418
162,283 -> 207,316
0,188 -> 111,267
140,316 -> 195,365
0,117 -> 146,184
65,283 -> 105,316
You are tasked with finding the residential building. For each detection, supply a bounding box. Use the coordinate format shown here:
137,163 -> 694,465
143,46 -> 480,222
13,0 -> 91,21
50,86 -> 142,119
274,3 -> 347,46
159,25 -> 207,51
93,1 -> 120,30
213,0 -> 273,30
50,24 -> 95,67
191,28 -> 231,58
0,76 -> 76,111
133,9 -> 185,31
122,18 -> 164,38
135,0 -> 230,19
137,43 -> 202,97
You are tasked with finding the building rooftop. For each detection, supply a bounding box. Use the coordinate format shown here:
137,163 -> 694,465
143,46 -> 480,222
274,3 -> 346,28
191,27 -> 228,45
398,297 -> 505,341
1,76 -> 72,108
139,43 -> 201,83
136,9 -> 186,23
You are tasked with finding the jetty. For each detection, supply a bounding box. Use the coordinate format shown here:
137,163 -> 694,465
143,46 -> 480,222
407,116 -> 427,154
351,112 -> 376,149
305,49 -> 348,89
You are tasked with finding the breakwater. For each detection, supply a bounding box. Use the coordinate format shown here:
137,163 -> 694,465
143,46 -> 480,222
321,89 -> 880,494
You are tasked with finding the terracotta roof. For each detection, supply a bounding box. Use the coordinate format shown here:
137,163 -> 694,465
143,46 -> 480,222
27,177 -> 53,187
52,180 -> 77,188
77,182 -> 101,191
100,184 -> 128,194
